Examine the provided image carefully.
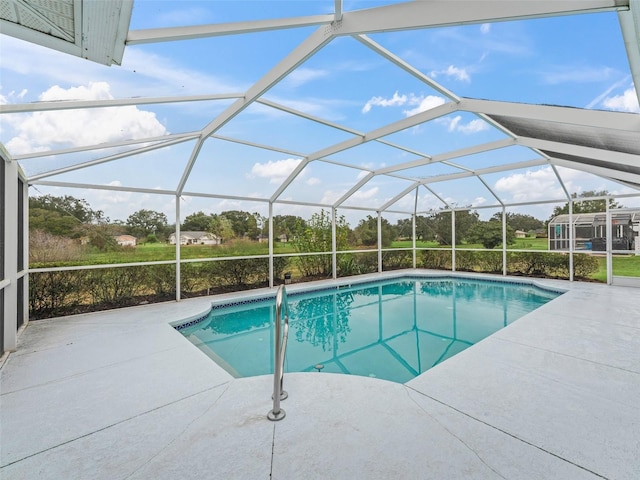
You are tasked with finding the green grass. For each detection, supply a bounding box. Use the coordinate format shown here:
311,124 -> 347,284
33,238 -> 640,283
590,254 -> 640,282
35,241 -> 300,267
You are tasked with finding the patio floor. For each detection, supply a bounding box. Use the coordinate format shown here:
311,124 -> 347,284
1,271 -> 639,479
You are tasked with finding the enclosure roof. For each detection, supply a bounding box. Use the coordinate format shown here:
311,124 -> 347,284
1,0 -> 640,220
550,207 -> 640,224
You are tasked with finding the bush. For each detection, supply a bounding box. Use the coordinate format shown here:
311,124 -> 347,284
506,252 -> 598,279
455,251 -> 503,273
29,270 -> 87,319
86,267 -> 147,305
420,250 -> 452,270
382,250 -> 412,270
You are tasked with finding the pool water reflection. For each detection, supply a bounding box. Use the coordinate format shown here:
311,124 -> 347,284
177,278 -> 561,383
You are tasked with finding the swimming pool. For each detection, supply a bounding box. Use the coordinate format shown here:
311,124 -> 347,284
175,276 -> 562,383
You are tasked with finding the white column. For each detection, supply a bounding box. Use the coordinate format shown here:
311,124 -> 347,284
412,213 -> 417,269
451,210 -> 456,272
3,160 -> 19,352
606,200 -> 613,285
568,201 -> 574,282
269,202 -> 274,287
377,212 -> 382,273
332,208 -> 337,279
502,207 -> 507,276
175,195 -> 181,301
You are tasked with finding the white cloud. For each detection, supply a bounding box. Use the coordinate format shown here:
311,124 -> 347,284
493,167 -> 564,202
473,196 -> 487,206
350,187 -> 379,201
249,158 -> 302,184
0,88 -> 28,105
4,82 -> 168,155
601,87 -> 640,113
362,91 -> 447,117
480,24 -> 491,34
402,95 -> 447,117
306,177 -> 321,186
436,115 -> 489,134
430,65 -> 470,82
540,66 -> 615,85
362,91 -> 407,113
122,48 -> 241,95
285,68 -> 330,88
456,118 -> 489,133
320,189 -> 345,205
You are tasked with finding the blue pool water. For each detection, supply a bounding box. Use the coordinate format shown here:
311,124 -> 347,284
176,277 -> 561,383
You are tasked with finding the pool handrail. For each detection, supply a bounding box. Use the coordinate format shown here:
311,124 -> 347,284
267,284 -> 289,421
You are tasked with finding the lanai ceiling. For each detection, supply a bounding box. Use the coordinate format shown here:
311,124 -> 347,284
1,0 -> 640,220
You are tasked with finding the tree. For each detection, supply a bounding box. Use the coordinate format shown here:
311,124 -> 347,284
29,194 -> 108,238
549,190 -> 623,221
272,215 -> 306,240
395,218 -> 413,239
468,220 -> 516,249
29,208 -> 82,237
293,210 -> 350,276
126,209 -> 168,238
209,214 -> 234,241
182,211 -> 213,231
415,215 -> 438,241
29,194 -> 107,224
220,210 -> 256,238
430,209 -> 479,245
491,212 -> 544,232
353,215 -> 395,247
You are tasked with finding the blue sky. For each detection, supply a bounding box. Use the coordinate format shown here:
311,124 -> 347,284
1,0 -> 639,225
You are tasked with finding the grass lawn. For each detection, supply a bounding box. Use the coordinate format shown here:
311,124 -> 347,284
46,241 -> 299,266
34,237 -> 640,283
590,254 -> 640,282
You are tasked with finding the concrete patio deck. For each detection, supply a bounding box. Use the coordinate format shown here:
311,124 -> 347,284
1,272 -> 639,479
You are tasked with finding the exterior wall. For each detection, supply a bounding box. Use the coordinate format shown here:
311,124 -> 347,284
169,232 -> 220,245
115,235 -> 137,246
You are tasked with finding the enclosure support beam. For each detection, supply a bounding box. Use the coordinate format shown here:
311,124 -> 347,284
413,188 -> 418,269
175,196 -> 181,301
502,207 -> 507,277
332,208 -> 338,280
451,210 -> 456,272
377,212 -> 383,273
3,160 -> 19,352
569,201 -> 574,282
606,201 -> 613,285
269,203 -> 274,288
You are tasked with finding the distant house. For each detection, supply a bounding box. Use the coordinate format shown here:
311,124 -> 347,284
514,230 -> 527,239
168,231 -> 221,245
114,235 -> 137,247
278,234 -> 288,243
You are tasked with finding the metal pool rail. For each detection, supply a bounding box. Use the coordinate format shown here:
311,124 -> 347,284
267,285 -> 290,421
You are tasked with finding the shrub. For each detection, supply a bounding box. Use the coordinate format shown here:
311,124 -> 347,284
86,267 -> 147,305
29,270 -> 87,319
571,253 -> 600,279
382,250 -> 412,270
420,250 -> 452,270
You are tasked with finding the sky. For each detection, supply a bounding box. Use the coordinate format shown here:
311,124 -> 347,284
1,0 -> 639,226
